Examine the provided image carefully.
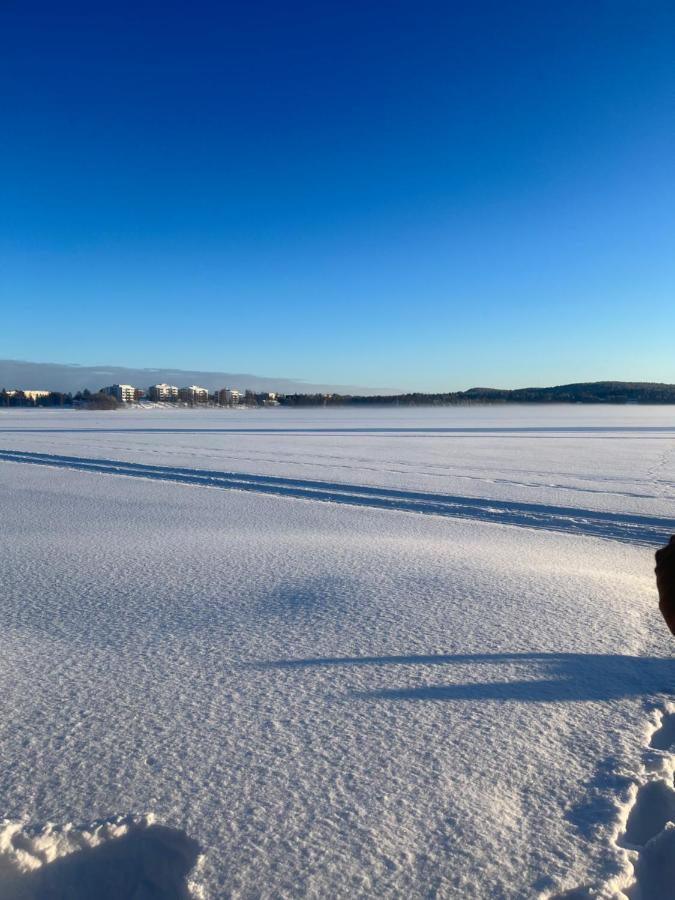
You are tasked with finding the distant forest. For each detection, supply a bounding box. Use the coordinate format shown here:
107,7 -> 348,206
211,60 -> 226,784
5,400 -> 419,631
279,382 -> 675,406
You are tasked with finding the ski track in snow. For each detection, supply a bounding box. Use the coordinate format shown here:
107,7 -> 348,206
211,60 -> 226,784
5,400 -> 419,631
0,448 -> 671,546
36,442 -> 674,503
0,450 -> 672,546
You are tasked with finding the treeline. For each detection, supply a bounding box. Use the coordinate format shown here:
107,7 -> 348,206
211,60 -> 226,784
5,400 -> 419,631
278,392 -> 462,406
0,389 -> 117,409
5,381 -> 675,408
462,382 -> 675,404
0,390 -> 71,407
278,382 -> 675,406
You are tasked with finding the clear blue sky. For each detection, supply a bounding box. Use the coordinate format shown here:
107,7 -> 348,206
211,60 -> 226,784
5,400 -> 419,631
1,1 -> 673,391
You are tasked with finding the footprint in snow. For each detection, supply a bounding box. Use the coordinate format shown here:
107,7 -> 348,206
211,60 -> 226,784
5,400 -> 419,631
650,711 -> 675,752
0,814 -> 202,900
548,706 -> 675,899
622,779 -> 675,848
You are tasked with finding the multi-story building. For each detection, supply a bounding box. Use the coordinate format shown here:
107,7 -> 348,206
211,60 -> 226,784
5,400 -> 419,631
4,390 -> 51,402
148,383 -> 179,401
178,385 -> 209,403
217,388 -> 242,406
103,384 -> 137,403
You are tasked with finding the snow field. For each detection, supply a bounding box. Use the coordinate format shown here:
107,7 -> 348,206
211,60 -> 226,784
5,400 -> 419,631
2,405 -> 675,520
0,407 -> 674,897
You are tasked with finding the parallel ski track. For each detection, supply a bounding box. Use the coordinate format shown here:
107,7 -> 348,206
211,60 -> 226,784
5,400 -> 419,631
0,448 -> 671,545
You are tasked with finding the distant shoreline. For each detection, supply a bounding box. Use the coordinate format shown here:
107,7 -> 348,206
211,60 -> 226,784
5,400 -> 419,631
3,400 -> 675,410
4,381 -> 675,408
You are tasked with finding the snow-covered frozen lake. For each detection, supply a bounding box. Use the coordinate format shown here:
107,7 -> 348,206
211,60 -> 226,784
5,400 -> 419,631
1,405 -> 675,898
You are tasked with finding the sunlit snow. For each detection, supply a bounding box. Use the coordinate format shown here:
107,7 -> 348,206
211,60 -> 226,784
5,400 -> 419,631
1,405 -> 674,898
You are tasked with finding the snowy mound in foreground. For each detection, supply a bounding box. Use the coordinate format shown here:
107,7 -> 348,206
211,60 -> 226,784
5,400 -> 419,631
0,814 -> 202,899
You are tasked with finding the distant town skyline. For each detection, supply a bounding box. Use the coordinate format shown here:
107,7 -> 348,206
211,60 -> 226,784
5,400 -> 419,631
1,2 -> 674,390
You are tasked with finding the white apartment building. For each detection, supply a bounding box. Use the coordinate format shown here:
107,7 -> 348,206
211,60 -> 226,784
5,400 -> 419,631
103,384 -> 136,403
217,388 -> 242,406
178,385 -> 209,403
148,383 -> 179,401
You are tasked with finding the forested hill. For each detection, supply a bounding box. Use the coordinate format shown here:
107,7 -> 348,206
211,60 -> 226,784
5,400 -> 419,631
280,382 -> 675,406
462,382 -> 675,403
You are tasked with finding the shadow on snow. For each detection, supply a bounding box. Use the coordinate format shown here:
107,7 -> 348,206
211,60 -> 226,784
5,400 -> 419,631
255,652 -> 675,703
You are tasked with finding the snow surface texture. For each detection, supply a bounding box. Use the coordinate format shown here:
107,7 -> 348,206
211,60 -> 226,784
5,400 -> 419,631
1,406 -> 675,898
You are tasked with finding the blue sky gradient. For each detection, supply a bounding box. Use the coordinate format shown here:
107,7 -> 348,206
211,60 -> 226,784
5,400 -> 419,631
1,1 -> 674,390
